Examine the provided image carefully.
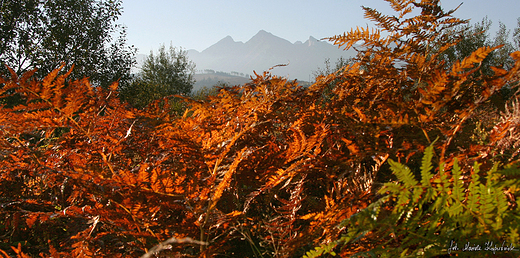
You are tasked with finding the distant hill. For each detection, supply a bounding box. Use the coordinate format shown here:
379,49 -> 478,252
193,72 -> 250,90
193,71 -> 312,91
187,30 -> 356,82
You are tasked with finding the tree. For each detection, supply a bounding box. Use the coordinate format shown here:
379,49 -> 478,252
0,0 -> 136,88
491,21 -> 516,69
433,16 -> 520,108
119,44 -> 195,109
514,17 -> 520,50
437,17 -> 518,74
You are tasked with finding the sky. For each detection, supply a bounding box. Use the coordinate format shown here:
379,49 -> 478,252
118,0 -> 520,55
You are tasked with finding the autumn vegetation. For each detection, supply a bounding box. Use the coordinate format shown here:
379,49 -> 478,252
1,0 -> 520,257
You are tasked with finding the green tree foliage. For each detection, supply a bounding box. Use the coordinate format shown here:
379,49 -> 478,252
438,17 -> 518,75
514,18 -> 520,49
0,0 -> 136,88
119,44 -> 195,109
435,16 -> 520,121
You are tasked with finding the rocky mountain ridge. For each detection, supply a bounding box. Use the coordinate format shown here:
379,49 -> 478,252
186,30 -> 356,82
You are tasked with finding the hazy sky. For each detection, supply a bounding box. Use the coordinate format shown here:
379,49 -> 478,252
119,0 -> 519,55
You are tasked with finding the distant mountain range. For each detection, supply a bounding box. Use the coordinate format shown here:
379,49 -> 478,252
187,30 -> 356,82
136,30 -> 357,90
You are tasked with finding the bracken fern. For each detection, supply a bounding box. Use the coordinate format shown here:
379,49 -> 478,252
305,143 -> 520,257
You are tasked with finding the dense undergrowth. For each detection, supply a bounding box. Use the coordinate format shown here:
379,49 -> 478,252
1,0 -> 520,257
304,143 -> 520,257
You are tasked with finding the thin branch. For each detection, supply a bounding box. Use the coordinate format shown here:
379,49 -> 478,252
140,237 -> 208,258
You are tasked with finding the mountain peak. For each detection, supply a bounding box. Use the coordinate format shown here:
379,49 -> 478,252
255,29 -> 271,36
306,36 -> 322,46
249,30 -> 274,41
218,35 -> 235,43
187,30 -> 357,87
247,30 -> 292,47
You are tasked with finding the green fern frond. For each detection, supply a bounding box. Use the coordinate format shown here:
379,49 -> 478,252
302,241 -> 337,258
466,162 -> 481,215
320,146 -> 520,257
388,158 -> 418,188
451,158 -> 464,202
498,163 -> 520,177
420,142 -> 437,203
419,142 -> 435,187
478,184 -> 497,226
386,158 -> 422,209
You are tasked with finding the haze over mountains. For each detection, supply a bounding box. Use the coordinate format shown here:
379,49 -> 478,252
187,30 -> 356,81
136,30 -> 357,90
